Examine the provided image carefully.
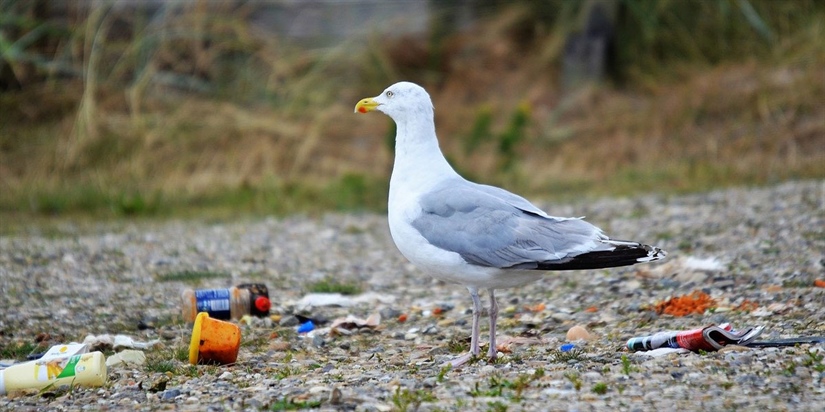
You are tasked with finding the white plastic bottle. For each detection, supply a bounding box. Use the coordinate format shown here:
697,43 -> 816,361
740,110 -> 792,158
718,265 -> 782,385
0,351 -> 107,395
181,286 -> 251,323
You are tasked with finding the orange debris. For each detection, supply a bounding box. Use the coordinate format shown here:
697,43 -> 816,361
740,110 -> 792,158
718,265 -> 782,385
528,303 -> 546,313
814,279 -> 825,288
397,314 -> 408,323
735,299 -> 759,312
763,284 -> 783,293
654,291 -> 716,317
584,306 -> 598,313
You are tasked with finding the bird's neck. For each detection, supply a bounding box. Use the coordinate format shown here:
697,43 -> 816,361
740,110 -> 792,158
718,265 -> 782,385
390,115 -> 457,192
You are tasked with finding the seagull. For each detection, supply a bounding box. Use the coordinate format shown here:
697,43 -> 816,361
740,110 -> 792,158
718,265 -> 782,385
355,81 -> 666,366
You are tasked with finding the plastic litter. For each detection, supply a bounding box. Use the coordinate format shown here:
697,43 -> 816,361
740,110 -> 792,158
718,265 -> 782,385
560,343 -> 576,352
297,321 -> 315,334
189,312 -> 241,365
236,283 -> 272,317
329,313 -> 380,336
106,350 -> 146,367
0,344 -> 107,395
181,284 -> 271,323
748,336 -> 825,347
295,292 -> 396,309
83,334 -> 161,351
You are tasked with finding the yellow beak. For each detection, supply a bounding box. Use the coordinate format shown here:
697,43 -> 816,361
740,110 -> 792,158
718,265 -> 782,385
354,97 -> 379,114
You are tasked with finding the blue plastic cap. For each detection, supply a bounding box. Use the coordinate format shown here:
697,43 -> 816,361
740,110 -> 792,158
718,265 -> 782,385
560,343 -> 576,352
297,320 -> 315,333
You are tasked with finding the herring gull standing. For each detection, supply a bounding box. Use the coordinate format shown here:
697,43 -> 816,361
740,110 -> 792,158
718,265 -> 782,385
355,81 -> 666,366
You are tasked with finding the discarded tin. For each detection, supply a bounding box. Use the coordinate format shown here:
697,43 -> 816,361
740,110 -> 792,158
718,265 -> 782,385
627,323 -> 764,352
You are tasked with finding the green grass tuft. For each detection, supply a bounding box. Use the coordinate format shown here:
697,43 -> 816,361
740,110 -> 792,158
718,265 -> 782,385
155,271 -> 229,283
307,277 -> 362,295
0,341 -> 40,360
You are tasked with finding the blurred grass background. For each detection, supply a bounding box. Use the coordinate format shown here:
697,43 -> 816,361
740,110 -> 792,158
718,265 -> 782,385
1,0 -> 823,221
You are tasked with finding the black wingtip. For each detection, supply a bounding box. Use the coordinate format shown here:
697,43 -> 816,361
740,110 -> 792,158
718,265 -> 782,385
534,241 -> 666,271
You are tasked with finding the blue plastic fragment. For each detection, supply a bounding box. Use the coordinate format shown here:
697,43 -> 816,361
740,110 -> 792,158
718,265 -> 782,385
560,343 -> 575,352
297,320 -> 315,333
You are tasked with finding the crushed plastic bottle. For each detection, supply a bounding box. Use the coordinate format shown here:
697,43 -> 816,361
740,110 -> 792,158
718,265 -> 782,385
1,349 -> 107,395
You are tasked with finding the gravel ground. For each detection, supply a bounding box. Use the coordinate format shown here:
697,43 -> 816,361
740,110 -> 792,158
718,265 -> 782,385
1,180 -> 824,411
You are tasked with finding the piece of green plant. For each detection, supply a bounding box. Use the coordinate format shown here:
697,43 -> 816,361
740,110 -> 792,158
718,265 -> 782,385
564,372 -> 582,391
270,398 -> 322,411
307,277 -> 361,295
391,387 -> 436,412
621,354 -> 635,375
155,270 -> 228,283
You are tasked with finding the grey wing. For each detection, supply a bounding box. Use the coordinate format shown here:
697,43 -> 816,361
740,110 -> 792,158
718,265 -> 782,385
411,180 -> 606,269
471,182 -> 552,218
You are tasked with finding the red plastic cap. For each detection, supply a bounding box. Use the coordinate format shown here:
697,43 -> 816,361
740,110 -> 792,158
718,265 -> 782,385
255,296 -> 271,312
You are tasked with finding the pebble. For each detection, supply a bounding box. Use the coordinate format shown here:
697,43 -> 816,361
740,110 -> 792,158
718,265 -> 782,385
279,315 -> 300,327
566,325 -> 593,341
160,389 -> 181,401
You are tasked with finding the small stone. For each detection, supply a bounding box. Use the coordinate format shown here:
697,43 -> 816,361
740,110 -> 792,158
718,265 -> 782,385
270,340 -> 290,351
148,377 -> 169,393
329,386 -> 342,404
161,389 -> 181,401
718,345 -> 751,353
309,386 -> 329,395
379,307 -> 401,319
160,330 -> 178,340
279,315 -> 300,327
566,325 -> 593,341
312,334 -> 325,347
218,371 -> 233,380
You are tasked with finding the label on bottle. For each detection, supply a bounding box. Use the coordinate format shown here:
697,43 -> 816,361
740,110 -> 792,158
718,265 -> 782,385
194,289 -> 231,320
34,354 -> 79,381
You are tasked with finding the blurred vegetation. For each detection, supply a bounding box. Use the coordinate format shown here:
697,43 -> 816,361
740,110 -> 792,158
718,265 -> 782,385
1,0 -> 823,222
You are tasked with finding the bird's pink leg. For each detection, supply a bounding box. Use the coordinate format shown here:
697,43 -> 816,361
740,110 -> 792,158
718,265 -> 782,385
487,289 -> 499,361
444,287 -> 482,367
469,287 -> 482,357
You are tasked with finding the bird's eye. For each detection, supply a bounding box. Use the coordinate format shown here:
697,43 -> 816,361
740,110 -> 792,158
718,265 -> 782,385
386,91 -> 394,98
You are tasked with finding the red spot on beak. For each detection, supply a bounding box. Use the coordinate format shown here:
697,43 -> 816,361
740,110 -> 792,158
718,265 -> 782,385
358,107 -> 367,113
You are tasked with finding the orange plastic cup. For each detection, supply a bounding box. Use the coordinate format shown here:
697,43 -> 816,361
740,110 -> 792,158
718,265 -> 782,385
189,312 -> 241,365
